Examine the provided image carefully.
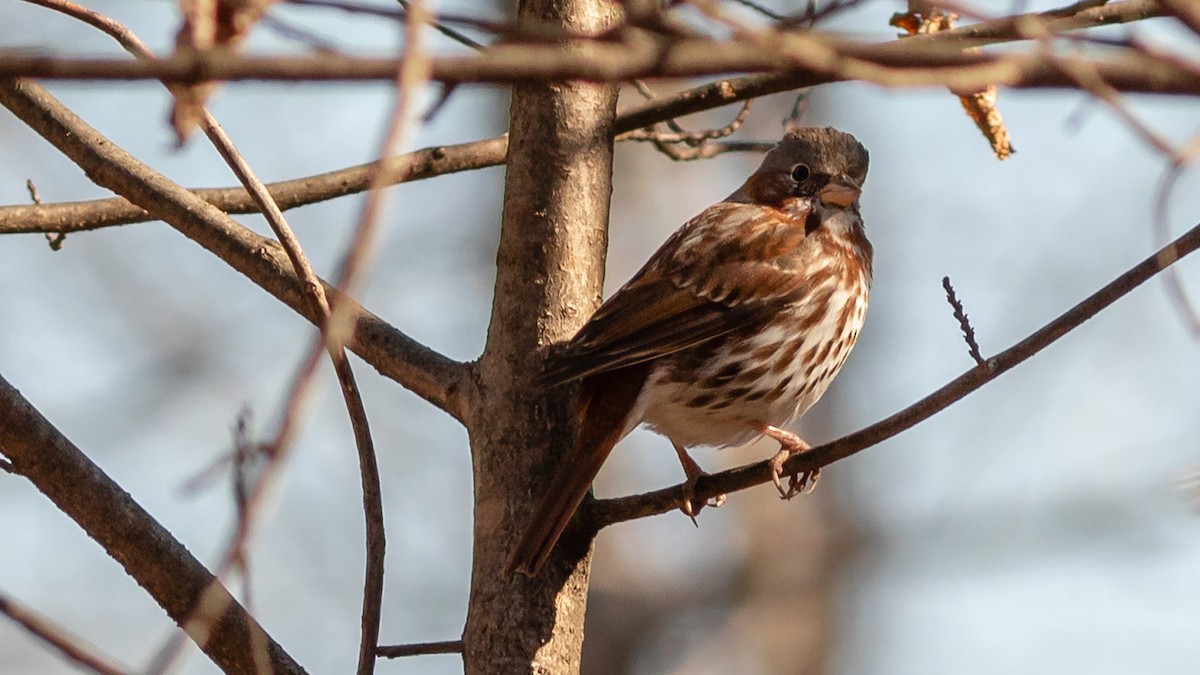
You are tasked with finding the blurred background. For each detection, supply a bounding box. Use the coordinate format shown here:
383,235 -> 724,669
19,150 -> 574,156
2,1 -> 1199,673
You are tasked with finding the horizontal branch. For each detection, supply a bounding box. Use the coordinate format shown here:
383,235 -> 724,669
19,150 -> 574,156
0,79 -> 472,423
0,1 -> 1172,235
0,373 -> 306,674
0,1 -> 1179,93
611,0 -> 1162,135
589,218 -> 1200,527
0,136 -> 506,234
376,640 -> 464,658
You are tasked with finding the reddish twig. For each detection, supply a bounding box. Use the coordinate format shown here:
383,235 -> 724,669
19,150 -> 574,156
0,589 -> 129,675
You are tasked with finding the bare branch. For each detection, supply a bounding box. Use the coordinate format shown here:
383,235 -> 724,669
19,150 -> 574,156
0,1 -> 1172,236
590,219 -> 1200,527
0,1 -> 1176,90
3,36 -> 1192,90
0,373 -> 306,674
0,79 -> 472,423
614,0 -> 1166,132
376,640 -> 465,658
0,138 -> 507,234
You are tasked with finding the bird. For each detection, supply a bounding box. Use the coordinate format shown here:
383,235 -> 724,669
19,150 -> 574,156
509,126 -> 872,575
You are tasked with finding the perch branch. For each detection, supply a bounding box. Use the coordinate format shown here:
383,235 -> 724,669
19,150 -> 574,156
590,219 -> 1200,527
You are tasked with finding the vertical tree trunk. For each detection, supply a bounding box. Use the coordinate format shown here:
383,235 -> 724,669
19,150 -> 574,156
462,0 -> 620,671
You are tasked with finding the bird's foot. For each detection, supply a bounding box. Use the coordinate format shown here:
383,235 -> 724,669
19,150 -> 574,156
675,445 -> 725,526
763,426 -> 818,500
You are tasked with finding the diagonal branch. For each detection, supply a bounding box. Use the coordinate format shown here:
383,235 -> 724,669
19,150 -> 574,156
0,78 -> 471,423
0,589 -> 129,675
590,218 -> 1200,527
0,373 -> 306,675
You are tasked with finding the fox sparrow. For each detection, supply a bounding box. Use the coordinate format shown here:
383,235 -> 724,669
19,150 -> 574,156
510,126 -> 872,575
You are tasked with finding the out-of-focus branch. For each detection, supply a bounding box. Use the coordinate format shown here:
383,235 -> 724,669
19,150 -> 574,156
0,1 -> 1173,235
0,79 -> 472,423
590,218 -> 1200,527
611,0 -> 1165,131
0,0 -> 1173,86
0,589 -> 129,675
1157,0 -> 1200,38
2,34 -> 1190,91
0,373 -> 306,675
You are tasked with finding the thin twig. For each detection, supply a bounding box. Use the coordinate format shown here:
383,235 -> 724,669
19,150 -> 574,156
0,590 -> 129,675
1153,163 -> 1200,336
590,219 -> 1200,527
397,0 -> 485,51
329,2 -> 436,670
622,81 -> 753,160
376,640 -> 465,658
16,7 -> 377,670
26,178 -> 65,249
942,276 -> 986,366
284,0 -> 488,50
260,13 -> 345,52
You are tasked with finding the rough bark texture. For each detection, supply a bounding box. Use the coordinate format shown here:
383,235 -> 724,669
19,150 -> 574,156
462,0 -> 620,671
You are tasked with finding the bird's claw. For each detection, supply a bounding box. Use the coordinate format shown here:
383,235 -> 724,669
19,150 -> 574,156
769,448 -> 820,500
679,472 -> 726,526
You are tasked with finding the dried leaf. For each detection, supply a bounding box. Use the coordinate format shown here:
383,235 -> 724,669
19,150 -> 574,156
890,7 -> 1014,160
170,0 -> 277,144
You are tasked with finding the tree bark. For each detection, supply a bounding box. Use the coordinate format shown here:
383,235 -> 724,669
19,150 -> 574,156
462,0 -> 620,671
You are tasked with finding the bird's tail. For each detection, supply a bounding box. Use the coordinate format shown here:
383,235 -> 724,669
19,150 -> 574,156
507,367 -> 647,576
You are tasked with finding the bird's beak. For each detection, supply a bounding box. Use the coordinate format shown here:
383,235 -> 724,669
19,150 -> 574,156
817,180 -> 860,208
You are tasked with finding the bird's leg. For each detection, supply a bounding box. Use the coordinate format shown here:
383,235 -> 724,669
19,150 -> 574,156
673,443 -> 726,526
761,425 -> 819,500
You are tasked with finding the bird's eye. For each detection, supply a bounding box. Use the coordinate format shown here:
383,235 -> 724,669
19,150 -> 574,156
790,164 -> 811,182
